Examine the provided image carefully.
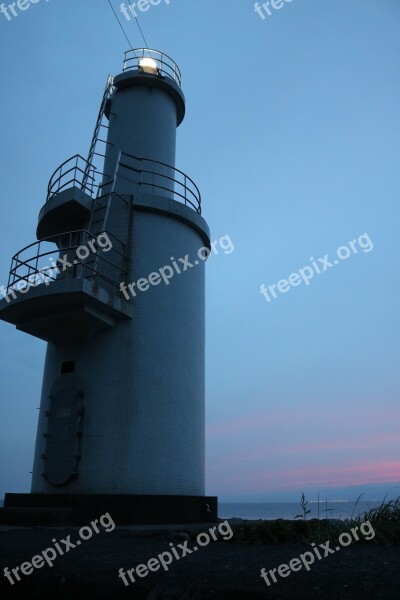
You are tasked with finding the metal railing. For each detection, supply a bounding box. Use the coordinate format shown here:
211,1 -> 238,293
115,151 -> 202,214
46,152 -> 202,214
123,48 -> 182,88
46,154 -> 111,203
8,230 -> 127,301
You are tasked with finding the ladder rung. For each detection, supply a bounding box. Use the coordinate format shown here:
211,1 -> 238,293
85,73 -> 112,188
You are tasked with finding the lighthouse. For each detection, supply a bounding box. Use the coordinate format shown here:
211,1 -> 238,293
0,49 -> 216,524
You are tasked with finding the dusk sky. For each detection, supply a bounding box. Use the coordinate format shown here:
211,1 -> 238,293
0,0 -> 399,502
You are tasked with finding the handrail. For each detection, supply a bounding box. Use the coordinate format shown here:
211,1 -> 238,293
7,230 -> 127,293
116,151 -> 201,214
123,48 -> 182,88
46,151 -> 201,213
46,154 -> 105,202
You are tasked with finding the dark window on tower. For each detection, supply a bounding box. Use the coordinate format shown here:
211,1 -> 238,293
61,361 -> 75,375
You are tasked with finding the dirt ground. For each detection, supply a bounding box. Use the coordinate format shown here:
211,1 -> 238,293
1,524 -> 399,599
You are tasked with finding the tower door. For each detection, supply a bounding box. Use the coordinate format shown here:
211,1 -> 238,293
43,387 -> 84,486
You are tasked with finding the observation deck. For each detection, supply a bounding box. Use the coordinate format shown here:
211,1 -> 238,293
0,229 -> 130,345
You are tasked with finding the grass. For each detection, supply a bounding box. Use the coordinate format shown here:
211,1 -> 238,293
345,496 -> 400,544
226,495 -> 400,545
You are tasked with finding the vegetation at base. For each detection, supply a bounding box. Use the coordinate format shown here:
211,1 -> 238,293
346,496 -> 400,544
294,492 -> 311,521
224,495 -> 400,545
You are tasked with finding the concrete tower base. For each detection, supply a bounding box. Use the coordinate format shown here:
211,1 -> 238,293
0,493 -> 218,525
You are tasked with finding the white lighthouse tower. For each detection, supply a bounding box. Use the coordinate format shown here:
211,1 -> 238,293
0,50 -> 216,523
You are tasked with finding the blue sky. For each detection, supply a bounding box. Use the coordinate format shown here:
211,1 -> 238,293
0,0 -> 399,502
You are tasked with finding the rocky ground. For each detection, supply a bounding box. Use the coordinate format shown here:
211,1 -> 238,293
0,521 -> 399,599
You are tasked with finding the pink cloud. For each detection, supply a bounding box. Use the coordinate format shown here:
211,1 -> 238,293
207,459 -> 400,492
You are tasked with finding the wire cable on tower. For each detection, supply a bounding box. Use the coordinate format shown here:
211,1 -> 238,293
106,0 -> 150,52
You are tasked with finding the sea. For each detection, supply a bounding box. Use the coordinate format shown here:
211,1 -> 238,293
218,501 -> 384,521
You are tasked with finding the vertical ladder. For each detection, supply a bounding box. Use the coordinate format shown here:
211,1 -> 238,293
86,193 -> 130,292
88,196 -> 112,237
82,74 -> 114,192
84,196 -> 113,284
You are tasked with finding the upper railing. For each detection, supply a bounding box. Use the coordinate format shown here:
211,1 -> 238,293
116,151 -> 201,214
46,154 -> 107,202
123,48 -> 182,89
46,153 -> 201,214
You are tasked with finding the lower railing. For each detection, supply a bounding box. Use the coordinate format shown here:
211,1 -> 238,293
7,230 -> 127,302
